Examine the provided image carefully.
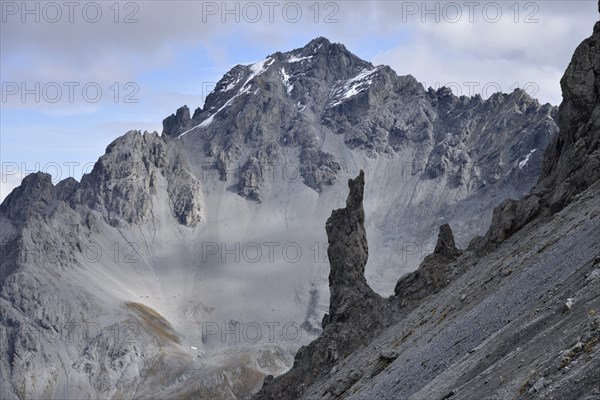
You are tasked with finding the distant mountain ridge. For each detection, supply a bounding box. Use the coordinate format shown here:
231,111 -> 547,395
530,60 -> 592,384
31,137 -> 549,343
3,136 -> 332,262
163,36 -> 556,199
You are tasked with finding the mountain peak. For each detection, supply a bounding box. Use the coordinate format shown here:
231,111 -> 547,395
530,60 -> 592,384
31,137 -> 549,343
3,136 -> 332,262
0,172 -> 55,223
280,36 -> 355,64
294,36 -> 344,54
306,36 -> 332,48
161,35 -> 557,207
309,35 -> 331,45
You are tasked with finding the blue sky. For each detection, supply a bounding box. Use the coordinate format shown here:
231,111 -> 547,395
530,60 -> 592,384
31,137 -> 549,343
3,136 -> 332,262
1,0 -> 598,200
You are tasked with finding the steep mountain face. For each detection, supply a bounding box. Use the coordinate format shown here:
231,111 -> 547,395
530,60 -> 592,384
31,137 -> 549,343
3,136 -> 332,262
166,37 -> 556,202
254,13 -> 600,400
166,36 -> 558,290
1,37 -> 560,399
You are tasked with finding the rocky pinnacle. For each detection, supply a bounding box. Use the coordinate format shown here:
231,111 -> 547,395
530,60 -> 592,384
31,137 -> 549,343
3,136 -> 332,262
325,170 -> 380,321
433,223 -> 462,259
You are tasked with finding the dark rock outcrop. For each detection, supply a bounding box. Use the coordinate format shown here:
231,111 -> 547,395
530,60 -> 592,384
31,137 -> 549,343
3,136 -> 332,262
535,19 -> 600,211
478,17 -> 600,250
477,194 -> 543,250
394,223 -> 463,299
433,223 -> 461,259
255,176 -> 467,400
162,105 -> 193,138
326,170 -> 381,322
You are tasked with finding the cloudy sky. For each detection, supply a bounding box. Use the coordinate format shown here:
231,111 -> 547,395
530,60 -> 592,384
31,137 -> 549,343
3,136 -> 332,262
1,0 -> 598,200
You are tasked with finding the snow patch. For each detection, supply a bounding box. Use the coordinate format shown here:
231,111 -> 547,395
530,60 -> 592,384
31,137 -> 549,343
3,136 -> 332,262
219,72 -> 243,92
181,86 -> 251,133
180,58 -> 273,135
240,57 -> 274,91
518,148 -> 537,169
289,55 -> 312,63
222,80 -> 238,92
247,58 -> 273,82
329,67 -> 379,107
281,68 -> 293,95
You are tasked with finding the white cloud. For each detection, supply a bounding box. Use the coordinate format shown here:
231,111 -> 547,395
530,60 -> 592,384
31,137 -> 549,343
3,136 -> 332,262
372,35 -> 566,103
2,1 -> 596,105
369,2 -> 598,104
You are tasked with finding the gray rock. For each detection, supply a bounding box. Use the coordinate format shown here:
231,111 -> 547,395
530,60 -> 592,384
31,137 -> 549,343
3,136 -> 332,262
1,27 -> 588,400
169,36 -> 557,202
477,16 -> 600,251
378,349 -> 398,361
326,170 -> 382,321
480,195 -> 542,250
74,130 -> 202,227
238,155 -> 263,201
528,377 -> 547,393
162,105 -> 193,138
433,224 -> 461,259
299,148 -> 340,192
255,171 -> 387,400
55,177 -> 79,202
394,224 -> 462,299
0,172 -> 55,223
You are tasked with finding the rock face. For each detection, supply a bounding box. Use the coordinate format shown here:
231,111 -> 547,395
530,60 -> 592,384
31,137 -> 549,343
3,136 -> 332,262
169,35 -> 559,279
254,175 -> 469,400
393,223 -> 463,300
300,148 -> 341,192
162,105 -> 193,138
254,10 -> 600,400
74,130 -> 203,227
536,19 -> 600,210
0,172 -> 55,223
433,224 -> 461,259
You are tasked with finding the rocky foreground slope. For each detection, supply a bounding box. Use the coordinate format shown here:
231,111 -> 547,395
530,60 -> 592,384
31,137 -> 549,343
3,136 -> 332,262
254,10 -> 600,400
